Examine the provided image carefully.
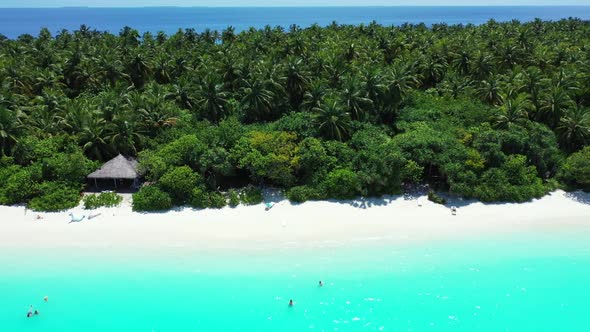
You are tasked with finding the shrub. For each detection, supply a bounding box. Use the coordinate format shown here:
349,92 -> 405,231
157,135 -> 206,168
159,166 -> 200,205
402,160 -> 424,184
471,155 -> 547,202
558,146 -> 590,191
190,188 -> 211,209
0,164 -> 21,187
0,156 -> 15,167
138,150 -> 169,182
12,136 -> 58,165
83,192 -> 123,209
208,192 -> 227,209
228,189 -> 240,207
322,169 -> 361,200
286,185 -> 323,203
239,186 -> 263,205
3,168 -> 38,204
231,131 -> 299,186
190,189 -> 226,209
427,190 -> 447,205
42,151 -> 98,183
132,185 -> 172,212
28,182 -> 81,212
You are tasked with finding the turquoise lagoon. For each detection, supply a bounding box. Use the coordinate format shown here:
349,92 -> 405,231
1,230 -> 589,331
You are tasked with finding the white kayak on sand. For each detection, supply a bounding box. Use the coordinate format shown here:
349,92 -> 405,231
68,213 -> 86,223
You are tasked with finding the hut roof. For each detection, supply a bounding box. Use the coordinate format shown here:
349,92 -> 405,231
87,154 -> 139,180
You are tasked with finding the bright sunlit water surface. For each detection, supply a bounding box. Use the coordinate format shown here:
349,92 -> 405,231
1,230 -> 589,331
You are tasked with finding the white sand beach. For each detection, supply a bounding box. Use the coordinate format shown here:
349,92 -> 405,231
0,190 -> 589,252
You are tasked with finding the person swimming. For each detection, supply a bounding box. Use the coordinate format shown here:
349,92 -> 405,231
288,299 -> 294,307
34,310 -> 39,316
27,305 -> 33,318
319,280 -> 323,287
44,296 -> 48,302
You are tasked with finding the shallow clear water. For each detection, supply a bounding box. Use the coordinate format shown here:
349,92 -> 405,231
1,230 -> 590,331
1,6 -> 590,39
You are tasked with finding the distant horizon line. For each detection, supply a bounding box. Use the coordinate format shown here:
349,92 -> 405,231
2,5 -> 590,9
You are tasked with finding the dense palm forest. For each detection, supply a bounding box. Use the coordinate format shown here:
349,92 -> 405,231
1,19 -> 590,211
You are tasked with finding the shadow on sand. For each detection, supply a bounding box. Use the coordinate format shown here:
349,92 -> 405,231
565,191 -> 590,205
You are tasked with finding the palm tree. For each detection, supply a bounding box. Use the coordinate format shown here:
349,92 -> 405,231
470,51 -> 494,80
106,117 -> 145,156
130,85 -> 179,135
302,79 -> 328,111
153,53 -> 173,84
493,93 -> 531,129
166,78 -> 196,111
58,97 -> 92,135
557,106 -> 590,152
452,50 -> 471,76
284,58 -> 310,110
477,76 -> 503,106
384,61 -> 420,110
313,97 -> 352,141
521,67 -> 546,113
95,50 -> 128,88
196,75 -> 228,123
80,114 -> 113,161
33,68 -> 64,95
362,68 -> 387,107
239,77 -> 274,122
126,51 -> 152,89
420,54 -> 446,89
221,26 -> 236,45
539,85 -> 575,128
438,73 -> 473,99
340,76 -> 373,121
216,53 -> 242,92
0,106 -> 23,155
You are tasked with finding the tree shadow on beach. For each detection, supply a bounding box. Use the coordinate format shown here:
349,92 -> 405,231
262,188 -> 286,204
335,195 -> 398,209
565,191 -> 590,205
136,206 -> 187,215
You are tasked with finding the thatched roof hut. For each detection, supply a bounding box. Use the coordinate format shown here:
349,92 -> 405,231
88,154 -> 139,189
88,154 -> 139,179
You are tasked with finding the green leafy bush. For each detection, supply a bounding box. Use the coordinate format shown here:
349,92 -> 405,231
83,192 -> 123,209
427,190 -> 447,205
402,160 -> 424,184
27,182 -> 81,212
189,189 -> 226,209
132,185 -> 172,212
239,186 -> 264,205
208,192 -> 227,209
3,168 -> 38,204
228,189 -> 240,207
558,146 -> 590,191
138,150 -> 169,182
322,169 -> 361,200
159,166 -> 200,205
157,135 -> 206,168
286,186 -> 323,203
190,188 -> 211,209
42,151 -> 98,183
12,136 -> 59,165
231,131 -> 299,186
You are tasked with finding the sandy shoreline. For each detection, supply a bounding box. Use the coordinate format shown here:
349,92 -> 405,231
0,190 -> 589,252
